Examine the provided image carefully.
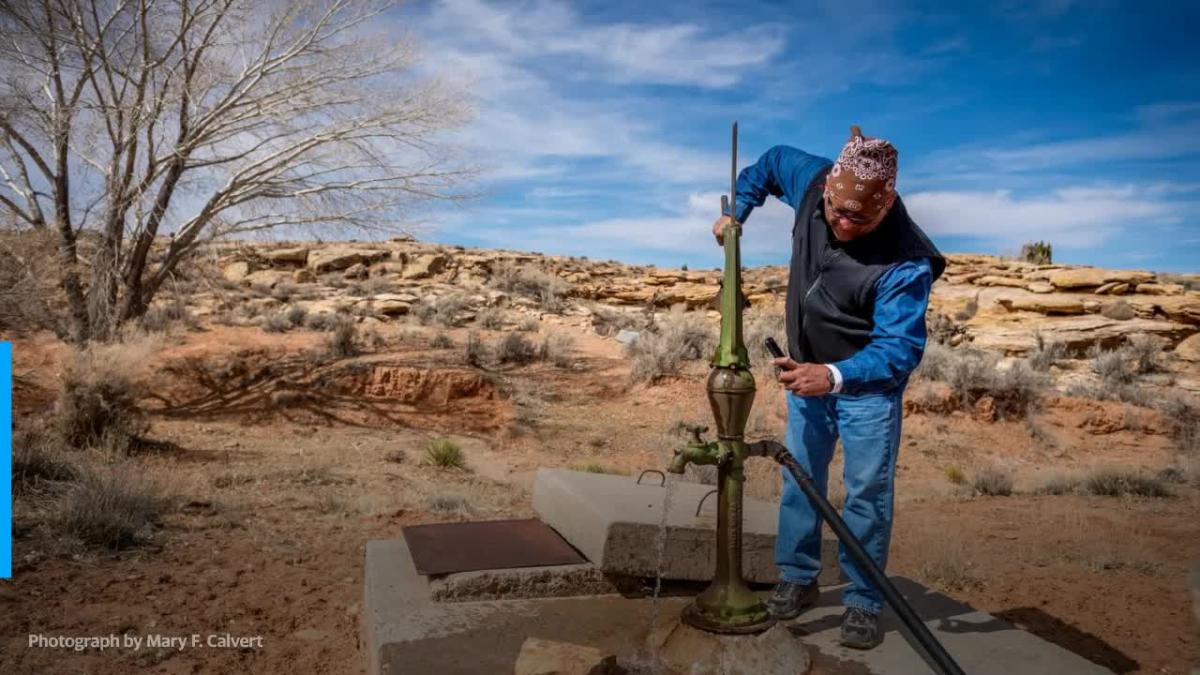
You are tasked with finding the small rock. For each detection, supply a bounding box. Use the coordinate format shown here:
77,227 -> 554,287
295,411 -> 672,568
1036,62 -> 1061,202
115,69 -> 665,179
266,247 -> 310,265
615,329 -> 640,345
1136,282 -> 1184,296
222,261 -> 251,282
1175,334 -> 1200,362
293,268 -> 317,283
514,637 -> 621,675
1025,282 -> 1055,294
343,262 -> 368,280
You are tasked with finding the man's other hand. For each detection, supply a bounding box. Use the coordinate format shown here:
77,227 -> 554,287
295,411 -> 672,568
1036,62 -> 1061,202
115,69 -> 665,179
711,215 -> 732,245
774,358 -> 833,396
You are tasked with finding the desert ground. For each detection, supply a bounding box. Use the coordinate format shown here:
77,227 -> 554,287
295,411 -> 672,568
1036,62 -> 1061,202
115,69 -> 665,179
3,238 -> 1199,674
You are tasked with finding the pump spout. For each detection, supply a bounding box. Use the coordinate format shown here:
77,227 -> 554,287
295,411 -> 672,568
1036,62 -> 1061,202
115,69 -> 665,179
668,425 -> 721,474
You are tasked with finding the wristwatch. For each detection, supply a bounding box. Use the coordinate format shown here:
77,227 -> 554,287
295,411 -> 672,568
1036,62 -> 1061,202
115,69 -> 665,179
826,367 -> 836,389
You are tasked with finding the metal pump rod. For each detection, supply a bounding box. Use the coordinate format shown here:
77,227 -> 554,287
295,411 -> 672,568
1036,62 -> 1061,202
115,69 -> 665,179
748,440 -> 967,675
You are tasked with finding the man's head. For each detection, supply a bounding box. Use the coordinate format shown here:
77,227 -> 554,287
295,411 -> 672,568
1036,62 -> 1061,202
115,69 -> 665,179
823,125 -> 898,241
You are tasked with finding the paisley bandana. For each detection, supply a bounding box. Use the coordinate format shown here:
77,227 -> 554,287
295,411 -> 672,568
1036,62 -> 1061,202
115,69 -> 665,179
824,125 -> 898,221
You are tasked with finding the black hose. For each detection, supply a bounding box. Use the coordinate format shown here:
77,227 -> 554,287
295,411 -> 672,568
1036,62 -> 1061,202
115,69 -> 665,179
751,440 -> 967,675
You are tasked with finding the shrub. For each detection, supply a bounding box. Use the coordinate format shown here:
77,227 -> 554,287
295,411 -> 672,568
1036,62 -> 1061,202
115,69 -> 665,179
1027,332 -> 1066,372
422,438 -> 466,470
944,465 -> 966,485
476,307 -> 504,330
139,294 -> 195,332
1018,240 -> 1053,265
538,333 -> 574,368
57,344 -> 150,451
57,463 -> 166,550
304,312 -> 341,331
428,492 -> 471,515
431,332 -> 453,349
590,304 -> 646,337
414,293 -> 468,327
497,332 -> 537,364
1084,470 -> 1170,498
743,308 -> 786,370
492,262 -> 570,313
628,311 -> 716,384
285,304 -> 308,327
954,295 -> 979,322
518,317 -> 540,332
1035,474 -> 1081,495
325,318 -> 360,359
973,467 -> 1014,496
1091,345 -> 1134,386
1158,396 -> 1199,454
261,311 -> 293,333
464,331 -> 487,366
918,345 -> 1045,419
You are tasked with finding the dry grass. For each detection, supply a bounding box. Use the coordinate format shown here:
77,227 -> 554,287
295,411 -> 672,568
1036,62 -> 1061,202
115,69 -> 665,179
431,332 -> 453,349
1084,470 -> 1170,498
944,464 -> 967,485
56,462 -> 167,551
1035,474 -> 1081,496
12,425 -> 78,494
918,539 -> 982,593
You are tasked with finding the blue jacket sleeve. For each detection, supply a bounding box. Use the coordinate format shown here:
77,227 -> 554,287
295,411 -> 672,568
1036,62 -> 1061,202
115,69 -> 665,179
729,145 -> 832,223
830,258 -> 934,394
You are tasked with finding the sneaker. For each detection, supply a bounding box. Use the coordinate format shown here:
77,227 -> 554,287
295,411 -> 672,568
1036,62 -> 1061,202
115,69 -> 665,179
765,580 -> 819,620
839,607 -> 882,649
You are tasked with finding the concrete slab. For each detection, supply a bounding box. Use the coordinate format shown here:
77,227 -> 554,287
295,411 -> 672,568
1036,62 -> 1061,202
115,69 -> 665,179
363,537 -> 1115,675
532,468 -> 841,585
362,536 -> 688,675
789,580 -> 1113,675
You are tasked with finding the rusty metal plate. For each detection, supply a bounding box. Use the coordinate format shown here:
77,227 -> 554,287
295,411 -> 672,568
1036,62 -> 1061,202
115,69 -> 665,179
403,518 -> 585,576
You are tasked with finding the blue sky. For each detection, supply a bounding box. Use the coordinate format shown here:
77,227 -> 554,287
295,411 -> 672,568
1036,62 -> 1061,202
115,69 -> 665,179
394,0 -> 1200,272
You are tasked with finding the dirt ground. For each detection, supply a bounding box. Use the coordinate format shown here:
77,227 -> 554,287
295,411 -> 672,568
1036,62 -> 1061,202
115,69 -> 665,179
3,321 -> 1198,674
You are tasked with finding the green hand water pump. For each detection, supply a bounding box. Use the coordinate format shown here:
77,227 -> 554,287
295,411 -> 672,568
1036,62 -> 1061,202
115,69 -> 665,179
666,122 -> 773,634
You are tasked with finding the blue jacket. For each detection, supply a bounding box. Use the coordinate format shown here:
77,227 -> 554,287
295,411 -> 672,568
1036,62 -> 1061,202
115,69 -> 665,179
734,145 -> 935,394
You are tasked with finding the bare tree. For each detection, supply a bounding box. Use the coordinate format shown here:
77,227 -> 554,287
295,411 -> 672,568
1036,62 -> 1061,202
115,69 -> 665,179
0,0 -> 471,342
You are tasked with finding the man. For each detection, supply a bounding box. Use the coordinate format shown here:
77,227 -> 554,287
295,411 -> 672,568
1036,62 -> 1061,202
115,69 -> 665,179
710,126 -> 944,649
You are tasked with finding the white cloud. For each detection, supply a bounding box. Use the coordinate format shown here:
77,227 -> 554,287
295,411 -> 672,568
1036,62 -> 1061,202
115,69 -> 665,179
429,0 -> 785,88
905,186 -> 1180,246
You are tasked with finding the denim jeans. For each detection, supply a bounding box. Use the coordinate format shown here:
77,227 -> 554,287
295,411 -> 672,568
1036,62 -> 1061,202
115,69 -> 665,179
775,386 -> 904,614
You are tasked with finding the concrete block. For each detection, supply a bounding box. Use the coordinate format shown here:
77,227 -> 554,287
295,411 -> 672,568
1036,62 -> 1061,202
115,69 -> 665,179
532,468 -> 841,586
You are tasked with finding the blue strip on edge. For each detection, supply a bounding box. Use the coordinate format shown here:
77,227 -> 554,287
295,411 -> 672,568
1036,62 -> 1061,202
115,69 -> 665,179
1,342 -> 10,578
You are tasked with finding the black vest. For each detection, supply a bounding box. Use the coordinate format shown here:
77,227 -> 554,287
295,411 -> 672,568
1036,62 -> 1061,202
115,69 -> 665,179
785,167 -> 946,364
